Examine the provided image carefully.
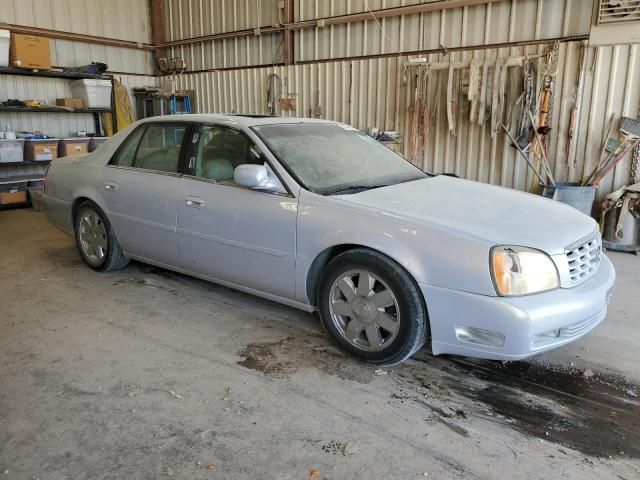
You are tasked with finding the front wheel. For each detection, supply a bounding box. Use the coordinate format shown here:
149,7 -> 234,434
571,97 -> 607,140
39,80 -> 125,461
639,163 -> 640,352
74,201 -> 129,272
318,249 -> 428,365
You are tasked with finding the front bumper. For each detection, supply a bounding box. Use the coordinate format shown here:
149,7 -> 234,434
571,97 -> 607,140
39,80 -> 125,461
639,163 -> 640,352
421,255 -> 616,360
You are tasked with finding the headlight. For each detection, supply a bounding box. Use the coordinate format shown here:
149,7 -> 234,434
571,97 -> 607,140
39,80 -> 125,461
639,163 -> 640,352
490,246 -> 559,296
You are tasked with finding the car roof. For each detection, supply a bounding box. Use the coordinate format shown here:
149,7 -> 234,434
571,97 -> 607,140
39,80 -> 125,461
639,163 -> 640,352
136,114 -> 340,128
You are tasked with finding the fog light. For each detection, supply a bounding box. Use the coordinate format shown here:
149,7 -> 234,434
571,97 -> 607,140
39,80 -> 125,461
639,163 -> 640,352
539,329 -> 561,338
455,326 -> 505,348
606,285 -> 615,305
531,329 -> 561,348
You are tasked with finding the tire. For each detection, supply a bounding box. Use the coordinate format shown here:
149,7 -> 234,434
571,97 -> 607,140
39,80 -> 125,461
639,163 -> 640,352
317,248 -> 429,366
74,201 -> 129,272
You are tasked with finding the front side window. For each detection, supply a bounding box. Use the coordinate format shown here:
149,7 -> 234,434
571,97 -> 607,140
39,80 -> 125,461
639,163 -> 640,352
111,124 -> 186,174
187,126 -> 262,183
253,123 -> 427,195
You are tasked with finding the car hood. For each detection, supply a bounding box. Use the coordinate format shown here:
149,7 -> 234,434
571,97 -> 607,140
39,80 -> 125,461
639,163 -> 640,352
335,175 -> 598,255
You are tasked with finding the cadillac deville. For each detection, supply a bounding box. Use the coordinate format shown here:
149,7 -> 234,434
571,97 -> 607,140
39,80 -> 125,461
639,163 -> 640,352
43,115 -> 616,365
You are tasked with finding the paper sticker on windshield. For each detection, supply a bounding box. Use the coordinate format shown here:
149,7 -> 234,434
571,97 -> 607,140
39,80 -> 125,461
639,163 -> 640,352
337,124 -> 358,131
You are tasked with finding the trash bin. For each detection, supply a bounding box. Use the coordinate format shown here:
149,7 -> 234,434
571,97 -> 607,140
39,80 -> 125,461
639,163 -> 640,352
541,182 -> 596,216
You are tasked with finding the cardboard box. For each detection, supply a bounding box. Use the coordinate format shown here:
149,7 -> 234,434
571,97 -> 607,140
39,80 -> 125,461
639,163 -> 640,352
56,98 -> 84,108
24,139 -> 59,162
58,138 -> 89,157
9,34 -> 51,70
0,189 -> 27,205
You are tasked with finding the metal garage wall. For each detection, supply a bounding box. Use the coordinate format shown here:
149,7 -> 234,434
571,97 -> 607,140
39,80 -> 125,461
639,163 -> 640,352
160,0 -> 593,70
165,0 -> 638,199
294,0 -> 592,62
174,39 -> 640,200
0,0 -> 155,74
162,0 -> 283,70
0,1 -> 157,139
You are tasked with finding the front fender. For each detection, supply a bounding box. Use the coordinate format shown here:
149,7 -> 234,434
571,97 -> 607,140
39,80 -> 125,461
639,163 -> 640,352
295,190 -> 496,305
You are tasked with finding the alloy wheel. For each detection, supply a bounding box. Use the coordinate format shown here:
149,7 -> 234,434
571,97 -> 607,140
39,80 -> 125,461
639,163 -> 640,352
78,210 -> 108,264
328,269 -> 400,352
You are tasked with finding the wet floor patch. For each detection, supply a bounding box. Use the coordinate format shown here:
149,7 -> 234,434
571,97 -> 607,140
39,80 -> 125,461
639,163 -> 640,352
237,335 -> 374,384
403,354 -> 640,459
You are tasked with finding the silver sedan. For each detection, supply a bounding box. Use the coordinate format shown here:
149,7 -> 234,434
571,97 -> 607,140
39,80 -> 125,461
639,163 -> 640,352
43,115 -> 616,365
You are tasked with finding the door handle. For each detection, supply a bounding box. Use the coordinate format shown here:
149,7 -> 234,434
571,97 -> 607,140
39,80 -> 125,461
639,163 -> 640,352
104,182 -> 118,191
185,196 -> 205,208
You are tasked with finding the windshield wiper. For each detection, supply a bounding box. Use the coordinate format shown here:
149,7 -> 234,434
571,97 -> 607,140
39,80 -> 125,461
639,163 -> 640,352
328,184 -> 390,195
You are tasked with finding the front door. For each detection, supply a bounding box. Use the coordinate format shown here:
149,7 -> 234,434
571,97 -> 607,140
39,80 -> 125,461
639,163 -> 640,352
176,125 -> 298,299
99,123 -> 188,266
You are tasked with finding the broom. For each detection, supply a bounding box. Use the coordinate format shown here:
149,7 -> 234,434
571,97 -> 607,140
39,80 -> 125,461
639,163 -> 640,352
585,117 -> 640,186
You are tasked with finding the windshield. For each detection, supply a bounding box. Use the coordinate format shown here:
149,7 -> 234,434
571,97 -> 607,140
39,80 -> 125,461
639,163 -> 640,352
252,123 -> 427,195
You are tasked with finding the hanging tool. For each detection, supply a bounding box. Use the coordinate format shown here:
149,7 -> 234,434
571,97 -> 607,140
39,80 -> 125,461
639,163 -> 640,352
527,111 -> 556,186
583,114 -> 617,186
478,60 -> 489,126
514,59 -> 536,149
567,42 -> 588,167
501,124 -> 549,186
584,117 -> 640,186
446,64 -> 455,132
468,59 -> 480,122
490,58 -> 503,138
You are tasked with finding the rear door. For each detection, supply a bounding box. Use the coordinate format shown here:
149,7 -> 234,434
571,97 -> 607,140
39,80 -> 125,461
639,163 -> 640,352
176,124 -> 298,299
99,122 -> 189,266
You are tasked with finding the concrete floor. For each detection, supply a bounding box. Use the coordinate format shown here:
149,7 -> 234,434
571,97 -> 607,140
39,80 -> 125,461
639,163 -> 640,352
1,209 -> 639,480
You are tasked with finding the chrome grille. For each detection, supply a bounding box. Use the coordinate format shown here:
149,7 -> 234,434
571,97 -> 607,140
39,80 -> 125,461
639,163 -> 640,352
565,233 -> 602,285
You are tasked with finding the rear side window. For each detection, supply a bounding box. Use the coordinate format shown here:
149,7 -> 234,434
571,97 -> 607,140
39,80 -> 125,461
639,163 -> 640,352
111,126 -> 145,167
111,124 -> 187,174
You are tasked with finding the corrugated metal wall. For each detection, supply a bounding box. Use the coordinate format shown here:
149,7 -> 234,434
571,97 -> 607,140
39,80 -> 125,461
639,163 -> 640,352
161,0 -> 593,68
0,0 -> 154,74
174,38 -> 640,200
293,0 -> 592,61
0,0 -> 158,141
162,0 -> 282,70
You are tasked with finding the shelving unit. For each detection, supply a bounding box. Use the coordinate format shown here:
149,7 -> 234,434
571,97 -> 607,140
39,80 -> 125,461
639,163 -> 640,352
0,106 -> 111,114
0,66 -> 117,136
0,66 -> 117,208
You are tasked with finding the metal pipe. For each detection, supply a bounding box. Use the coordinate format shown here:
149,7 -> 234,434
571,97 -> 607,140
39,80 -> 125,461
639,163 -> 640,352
0,23 -> 154,51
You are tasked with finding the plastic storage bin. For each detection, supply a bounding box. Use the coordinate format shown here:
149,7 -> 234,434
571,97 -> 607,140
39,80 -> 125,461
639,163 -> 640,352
24,139 -> 59,161
58,137 -> 89,157
541,182 -> 596,216
0,180 -> 28,207
88,136 -> 108,152
0,139 -> 24,162
71,79 -> 112,108
0,29 -> 9,67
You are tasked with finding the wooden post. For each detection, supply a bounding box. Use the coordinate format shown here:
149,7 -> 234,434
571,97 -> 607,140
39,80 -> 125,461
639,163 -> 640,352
283,0 -> 294,65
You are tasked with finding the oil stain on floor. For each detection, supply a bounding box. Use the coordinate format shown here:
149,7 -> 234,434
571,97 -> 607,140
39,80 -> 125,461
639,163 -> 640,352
402,354 -> 640,459
237,335 -> 640,459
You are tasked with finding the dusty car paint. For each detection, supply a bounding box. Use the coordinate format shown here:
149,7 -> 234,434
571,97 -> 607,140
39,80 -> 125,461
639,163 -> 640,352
43,114 -> 615,360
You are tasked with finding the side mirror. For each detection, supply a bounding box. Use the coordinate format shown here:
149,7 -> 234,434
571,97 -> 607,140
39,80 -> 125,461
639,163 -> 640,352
234,164 -> 269,188
234,164 -> 287,194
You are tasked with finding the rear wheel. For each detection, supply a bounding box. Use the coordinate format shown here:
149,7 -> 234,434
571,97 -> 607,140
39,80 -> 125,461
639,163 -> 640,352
74,201 -> 129,272
318,249 -> 428,365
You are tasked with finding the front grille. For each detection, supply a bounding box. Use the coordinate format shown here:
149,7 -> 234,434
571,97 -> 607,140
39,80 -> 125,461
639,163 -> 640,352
565,233 -> 602,285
